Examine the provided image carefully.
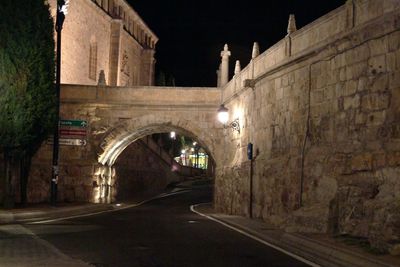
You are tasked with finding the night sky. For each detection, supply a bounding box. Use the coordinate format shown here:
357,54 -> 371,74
128,0 -> 346,87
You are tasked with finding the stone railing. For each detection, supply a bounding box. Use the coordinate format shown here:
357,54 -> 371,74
221,0 -> 400,102
61,85 -> 220,107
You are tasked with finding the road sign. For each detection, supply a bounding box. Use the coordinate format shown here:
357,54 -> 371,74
60,129 -> 87,136
48,138 -> 87,146
60,119 -> 88,128
60,138 -> 87,146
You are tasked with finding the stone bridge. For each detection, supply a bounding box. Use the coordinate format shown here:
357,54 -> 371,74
30,85 -> 223,203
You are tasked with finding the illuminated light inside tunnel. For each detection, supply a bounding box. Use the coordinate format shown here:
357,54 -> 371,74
97,124 -> 215,168
94,123 -> 216,203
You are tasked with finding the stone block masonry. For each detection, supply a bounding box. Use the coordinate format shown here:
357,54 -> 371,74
215,0 -> 400,253
27,85 -> 222,205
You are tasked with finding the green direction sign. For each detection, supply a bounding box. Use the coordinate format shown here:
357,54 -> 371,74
60,119 -> 88,128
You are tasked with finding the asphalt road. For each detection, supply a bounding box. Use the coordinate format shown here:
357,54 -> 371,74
24,187 -> 309,267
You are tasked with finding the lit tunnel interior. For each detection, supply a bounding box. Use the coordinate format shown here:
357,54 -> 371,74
94,124 -> 216,202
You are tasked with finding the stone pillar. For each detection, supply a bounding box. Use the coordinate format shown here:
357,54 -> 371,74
252,42 -> 260,59
285,14 -> 296,57
108,20 -> 122,86
287,14 -> 297,35
141,49 -> 156,86
234,60 -> 241,75
220,44 -> 231,86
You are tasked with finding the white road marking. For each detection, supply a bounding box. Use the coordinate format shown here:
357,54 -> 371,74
28,189 -> 193,224
190,203 -> 320,267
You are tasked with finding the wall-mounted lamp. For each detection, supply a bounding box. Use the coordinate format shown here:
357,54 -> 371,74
217,104 -> 240,133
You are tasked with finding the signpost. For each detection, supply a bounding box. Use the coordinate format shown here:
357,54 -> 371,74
60,119 -> 88,128
48,138 -> 87,146
47,119 -> 88,146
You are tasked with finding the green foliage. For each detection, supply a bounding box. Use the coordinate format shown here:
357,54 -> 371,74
155,70 -> 175,86
0,0 -> 55,155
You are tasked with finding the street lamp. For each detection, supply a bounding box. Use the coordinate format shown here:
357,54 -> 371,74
217,104 -> 229,124
217,104 -> 240,133
51,0 -> 70,206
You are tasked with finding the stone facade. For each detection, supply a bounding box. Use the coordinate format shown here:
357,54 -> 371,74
214,0 -> 400,252
48,0 -> 157,86
27,85 -> 221,204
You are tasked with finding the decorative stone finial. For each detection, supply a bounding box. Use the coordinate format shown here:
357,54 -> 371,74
220,44 -> 231,86
221,43 -> 231,57
252,42 -> 260,59
234,60 -> 241,75
98,70 -> 106,86
287,14 -> 297,35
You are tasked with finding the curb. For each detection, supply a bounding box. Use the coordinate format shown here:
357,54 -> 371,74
191,203 -> 398,267
0,204 -> 113,224
0,187 -> 195,224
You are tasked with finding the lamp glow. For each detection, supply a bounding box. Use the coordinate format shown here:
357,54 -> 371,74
217,104 -> 229,124
60,0 -> 70,14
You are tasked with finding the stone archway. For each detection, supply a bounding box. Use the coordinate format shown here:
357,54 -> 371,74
92,114 -> 220,203
98,114 -> 218,166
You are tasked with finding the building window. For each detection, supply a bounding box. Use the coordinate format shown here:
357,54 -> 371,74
89,42 -> 97,81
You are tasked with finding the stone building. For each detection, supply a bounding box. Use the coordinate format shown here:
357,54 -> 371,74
48,0 -> 158,86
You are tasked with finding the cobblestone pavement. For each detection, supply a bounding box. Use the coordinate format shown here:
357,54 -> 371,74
0,224 -> 91,267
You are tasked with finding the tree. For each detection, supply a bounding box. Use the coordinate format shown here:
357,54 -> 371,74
155,70 -> 176,86
0,0 -> 55,207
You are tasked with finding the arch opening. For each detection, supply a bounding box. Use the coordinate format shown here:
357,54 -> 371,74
93,120 -> 217,203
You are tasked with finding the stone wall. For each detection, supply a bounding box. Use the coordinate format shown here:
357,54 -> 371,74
215,0 -> 400,253
114,139 -> 181,200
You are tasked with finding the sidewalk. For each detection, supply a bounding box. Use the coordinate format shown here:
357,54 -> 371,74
192,203 -> 400,267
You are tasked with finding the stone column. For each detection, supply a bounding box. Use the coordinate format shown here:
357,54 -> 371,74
141,49 -> 156,86
285,14 -> 297,57
108,20 -> 122,86
220,44 -> 231,86
287,14 -> 297,35
234,60 -> 241,75
252,42 -> 260,59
